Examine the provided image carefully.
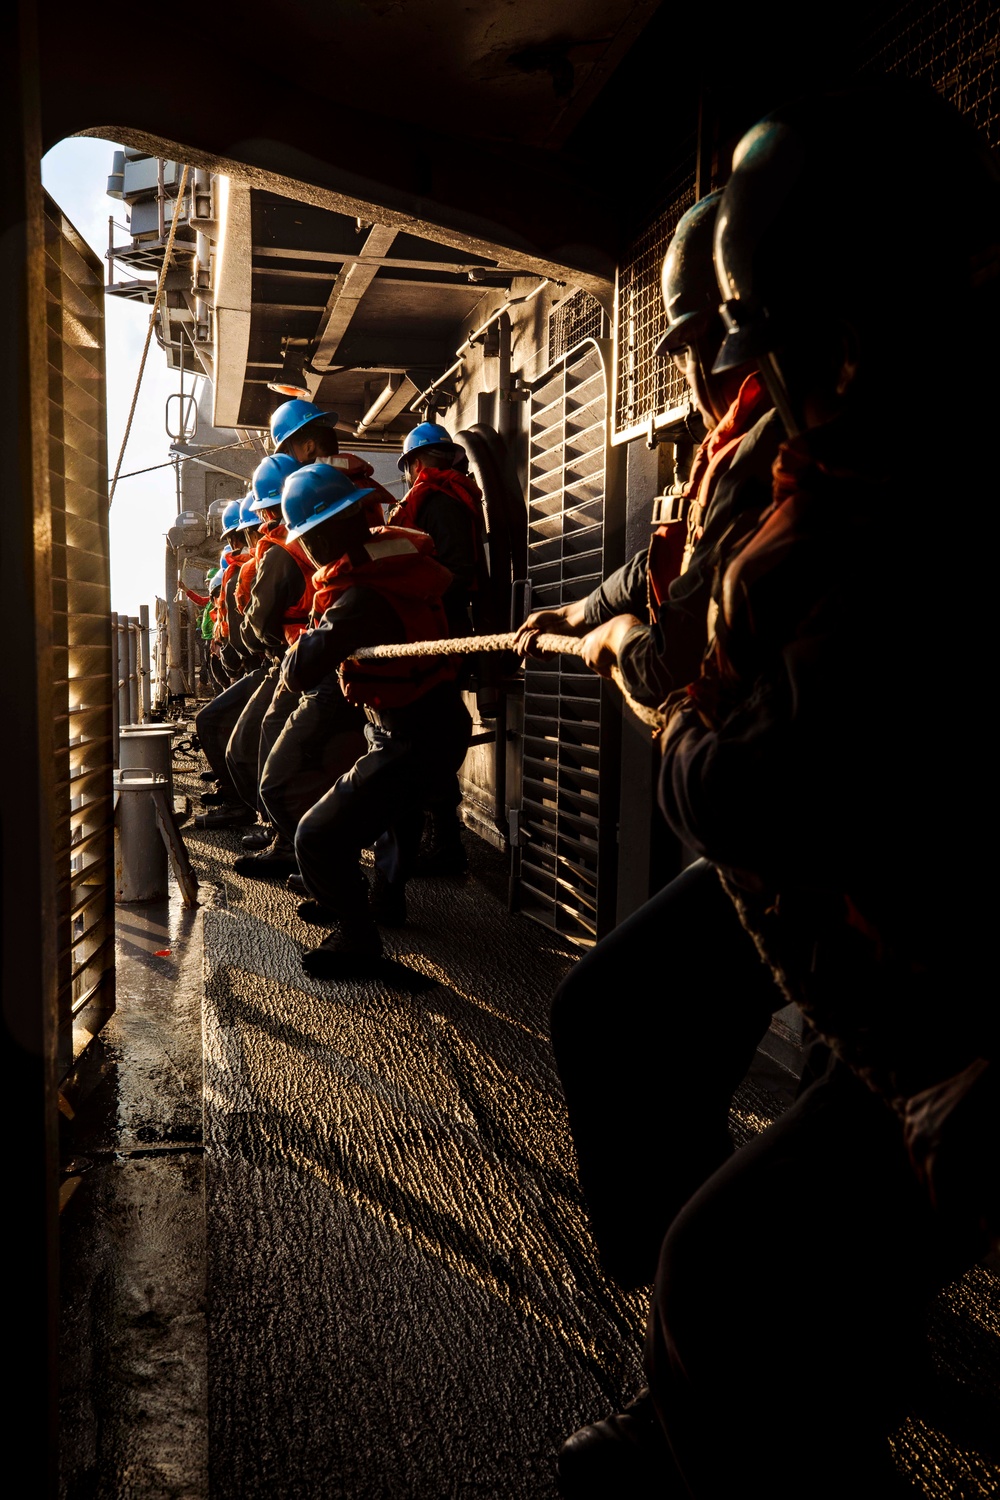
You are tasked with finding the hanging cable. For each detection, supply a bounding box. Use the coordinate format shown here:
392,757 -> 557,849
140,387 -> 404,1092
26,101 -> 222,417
113,439 -> 256,484
108,163 -> 191,506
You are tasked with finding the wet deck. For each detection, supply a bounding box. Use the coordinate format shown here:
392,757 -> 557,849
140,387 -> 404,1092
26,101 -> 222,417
59,756 -> 1000,1498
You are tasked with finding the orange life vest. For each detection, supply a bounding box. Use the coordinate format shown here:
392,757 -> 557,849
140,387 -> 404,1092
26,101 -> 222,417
647,372 -> 771,614
311,527 -> 456,709
215,549 -> 253,639
248,519 -> 318,643
234,556 -> 258,613
388,467 -> 484,577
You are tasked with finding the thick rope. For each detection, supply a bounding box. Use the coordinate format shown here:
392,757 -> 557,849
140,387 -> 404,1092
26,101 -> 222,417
109,165 -> 191,506
350,631 -> 665,729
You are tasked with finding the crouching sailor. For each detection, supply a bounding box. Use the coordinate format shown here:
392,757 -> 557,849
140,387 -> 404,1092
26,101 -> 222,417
279,463 -> 472,976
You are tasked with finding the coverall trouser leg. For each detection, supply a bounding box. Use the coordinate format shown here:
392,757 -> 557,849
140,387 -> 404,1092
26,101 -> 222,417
295,699 -> 472,925
257,679 -> 300,788
258,679 -> 367,849
645,1060 -> 962,1498
550,859 -> 782,1288
225,661 -> 280,816
195,668 -> 264,803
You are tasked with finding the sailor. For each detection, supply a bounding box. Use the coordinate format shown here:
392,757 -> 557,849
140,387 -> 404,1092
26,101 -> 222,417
225,453 -> 324,875
194,495 -> 267,829
516,191 -> 777,708
514,194 -> 783,1303
203,557 -> 233,691
270,398 -> 394,528
568,81 -> 1000,1499
389,420 -> 487,875
277,463 -> 472,976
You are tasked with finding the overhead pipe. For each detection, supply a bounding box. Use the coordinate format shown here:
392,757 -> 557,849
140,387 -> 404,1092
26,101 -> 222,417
355,373 -> 403,437
407,278 -> 555,416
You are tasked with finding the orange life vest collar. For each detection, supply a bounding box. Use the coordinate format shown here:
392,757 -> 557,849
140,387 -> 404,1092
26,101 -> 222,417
216,549 -> 252,637
647,373 -> 772,613
389,467 -> 483,568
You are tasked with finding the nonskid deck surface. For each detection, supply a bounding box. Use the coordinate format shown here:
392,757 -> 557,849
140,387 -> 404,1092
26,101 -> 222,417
58,756 -> 999,1498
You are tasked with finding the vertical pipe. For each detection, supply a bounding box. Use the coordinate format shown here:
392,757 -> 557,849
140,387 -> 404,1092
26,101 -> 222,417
193,167 -> 212,220
165,539 -> 184,698
110,611 -> 120,765
139,603 -> 151,720
107,214 -> 113,289
497,311 -> 513,443
153,608 -> 166,714
126,618 -> 139,725
168,601 -> 187,697
116,618 -> 129,744
157,157 -> 165,241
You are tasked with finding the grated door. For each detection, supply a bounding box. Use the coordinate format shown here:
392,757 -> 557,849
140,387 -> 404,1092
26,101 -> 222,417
44,192 -> 115,1078
515,341 -> 624,945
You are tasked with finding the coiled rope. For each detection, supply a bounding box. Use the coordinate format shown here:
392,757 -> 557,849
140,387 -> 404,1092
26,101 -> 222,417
351,632 -> 665,729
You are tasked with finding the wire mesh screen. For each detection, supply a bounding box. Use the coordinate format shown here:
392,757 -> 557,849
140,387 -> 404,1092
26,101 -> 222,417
613,166 -> 696,440
613,3 -> 998,441
44,192 -> 115,1080
548,290 -> 607,365
858,0 -> 1000,149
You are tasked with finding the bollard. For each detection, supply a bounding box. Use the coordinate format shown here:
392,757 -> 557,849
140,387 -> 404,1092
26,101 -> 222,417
118,724 -> 175,802
114,768 -> 169,902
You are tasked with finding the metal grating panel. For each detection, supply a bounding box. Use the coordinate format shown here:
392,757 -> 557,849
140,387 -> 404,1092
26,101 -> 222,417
44,192 -> 115,1079
613,3 -> 999,444
613,146 -> 697,442
859,0 -> 1000,149
548,290 -> 607,365
518,342 -> 621,945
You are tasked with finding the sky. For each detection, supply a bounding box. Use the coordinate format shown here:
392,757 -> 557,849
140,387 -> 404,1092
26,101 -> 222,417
42,135 -> 192,620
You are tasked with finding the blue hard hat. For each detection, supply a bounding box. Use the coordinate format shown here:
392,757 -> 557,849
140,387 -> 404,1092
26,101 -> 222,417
220,499 -> 243,536
238,492 -> 260,530
397,421 -> 456,472
270,399 -> 340,453
251,452 -> 300,511
282,463 -> 374,541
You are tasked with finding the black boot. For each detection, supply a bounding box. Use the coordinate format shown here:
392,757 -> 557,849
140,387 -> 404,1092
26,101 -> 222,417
301,921 -> 383,977
369,869 -> 407,927
556,1389 -> 677,1499
194,804 -> 256,829
233,841 -> 298,879
412,808 -> 468,878
241,824 -> 275,850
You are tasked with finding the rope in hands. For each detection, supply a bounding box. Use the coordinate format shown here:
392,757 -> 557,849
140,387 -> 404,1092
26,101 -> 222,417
350,632 -> 666,729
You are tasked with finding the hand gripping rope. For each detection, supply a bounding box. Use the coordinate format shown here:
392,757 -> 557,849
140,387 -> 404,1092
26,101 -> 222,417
350,632 -> 666,729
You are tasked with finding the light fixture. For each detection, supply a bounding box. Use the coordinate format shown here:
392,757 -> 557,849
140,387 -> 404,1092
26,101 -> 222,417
267,345 -> 311,399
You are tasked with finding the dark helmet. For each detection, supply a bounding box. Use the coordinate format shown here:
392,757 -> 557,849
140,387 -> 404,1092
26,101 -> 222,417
219,499 -> 243,538
713,79 -> 1000,377
251,452 -> 300,512
654,191 -> 725,357
397,421 -> 456,472
282,463 -> 374,541
270,399 -> 340,454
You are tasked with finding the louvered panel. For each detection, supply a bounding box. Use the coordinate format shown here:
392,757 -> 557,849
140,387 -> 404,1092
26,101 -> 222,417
43,192 -> 114,1079
515,340 -> 623,946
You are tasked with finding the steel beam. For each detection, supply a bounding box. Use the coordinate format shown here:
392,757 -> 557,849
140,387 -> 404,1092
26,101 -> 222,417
307,224 -> 399,385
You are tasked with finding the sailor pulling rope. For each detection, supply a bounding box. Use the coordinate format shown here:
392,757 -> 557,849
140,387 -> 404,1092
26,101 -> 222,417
349,632 -> 665,730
